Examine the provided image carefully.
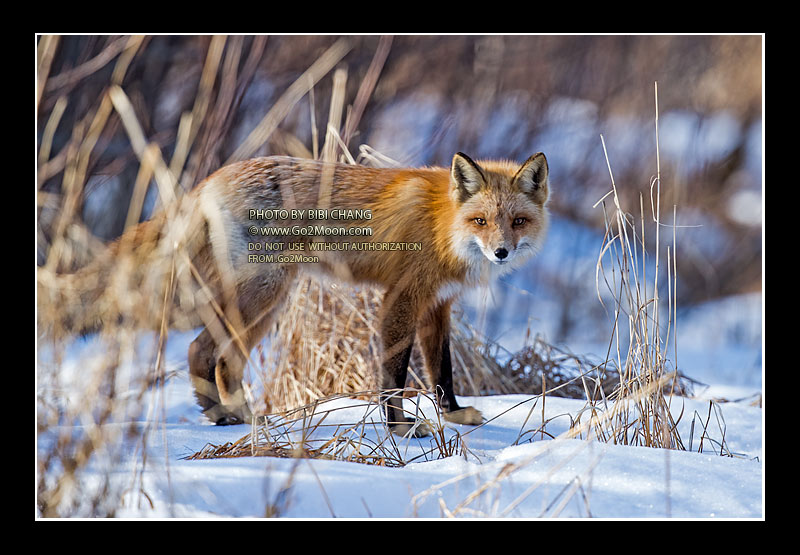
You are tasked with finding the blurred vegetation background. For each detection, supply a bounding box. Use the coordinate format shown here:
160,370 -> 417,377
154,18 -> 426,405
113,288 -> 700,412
36,35 -> 762,516
36,34 -> 763,342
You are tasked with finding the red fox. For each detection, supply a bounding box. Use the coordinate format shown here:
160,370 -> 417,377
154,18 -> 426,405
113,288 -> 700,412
38,152 -> 550,437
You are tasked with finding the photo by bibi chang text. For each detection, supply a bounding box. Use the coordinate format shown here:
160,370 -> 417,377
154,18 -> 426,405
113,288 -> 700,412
248,208 -> 373,221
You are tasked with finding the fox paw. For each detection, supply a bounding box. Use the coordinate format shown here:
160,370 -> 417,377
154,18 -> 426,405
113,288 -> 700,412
390,420 -> 432,438
443,406 -> 484,426
215,414 -> 246,426
206,405 -> 253,426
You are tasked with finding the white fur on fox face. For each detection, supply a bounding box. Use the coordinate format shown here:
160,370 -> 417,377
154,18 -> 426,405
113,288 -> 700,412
473,236 -> 516,265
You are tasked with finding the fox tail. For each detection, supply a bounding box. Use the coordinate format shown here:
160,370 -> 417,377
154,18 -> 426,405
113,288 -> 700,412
37,203 -> 211,338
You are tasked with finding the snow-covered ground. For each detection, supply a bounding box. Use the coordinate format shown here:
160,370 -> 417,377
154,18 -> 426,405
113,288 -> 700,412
36,284 -> 763,519
114,386 -> 762,519
38,75 -> 764,519
36,212 -> 764,519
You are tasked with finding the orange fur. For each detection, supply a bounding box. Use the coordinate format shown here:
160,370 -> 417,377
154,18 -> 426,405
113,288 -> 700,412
39,153 -> 550,434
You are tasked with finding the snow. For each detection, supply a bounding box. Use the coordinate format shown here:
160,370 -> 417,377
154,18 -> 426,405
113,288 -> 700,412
36,93 -> 764,519
36,211 -> 763,519
37,311 -> 763,519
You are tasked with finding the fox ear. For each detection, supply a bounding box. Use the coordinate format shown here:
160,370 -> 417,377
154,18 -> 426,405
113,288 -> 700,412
514,152 -> 549,204
451,152 -> 485,201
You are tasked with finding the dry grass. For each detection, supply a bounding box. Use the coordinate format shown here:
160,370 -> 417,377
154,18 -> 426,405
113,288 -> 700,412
185,389 -> 464,468
246,272 -> 652,418
37,35 -> 748,517
400,83 -> 729,517
585,83 -> 686,450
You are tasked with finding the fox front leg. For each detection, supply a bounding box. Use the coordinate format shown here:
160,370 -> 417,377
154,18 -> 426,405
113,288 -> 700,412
379,288 -> 431,438
417,300 -> 483,426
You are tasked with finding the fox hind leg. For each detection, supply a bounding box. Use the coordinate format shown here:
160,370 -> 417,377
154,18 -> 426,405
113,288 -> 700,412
189,321 -> 257,425
188,328 -> 232,423
189,267 -> 295,425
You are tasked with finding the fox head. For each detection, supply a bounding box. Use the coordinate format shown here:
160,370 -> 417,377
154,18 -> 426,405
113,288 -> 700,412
449,151 -> 550,273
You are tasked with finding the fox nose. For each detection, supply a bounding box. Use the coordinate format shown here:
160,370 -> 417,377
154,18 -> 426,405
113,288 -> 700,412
494,248 -> 508,260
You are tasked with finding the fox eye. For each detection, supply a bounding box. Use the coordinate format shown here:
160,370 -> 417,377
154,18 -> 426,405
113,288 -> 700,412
513,217 -> 527,227
474,217 -> 487,226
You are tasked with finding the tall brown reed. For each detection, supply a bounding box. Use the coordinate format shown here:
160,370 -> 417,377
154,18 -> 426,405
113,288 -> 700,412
36,36 -> 354,517
589,82 -> 684,449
